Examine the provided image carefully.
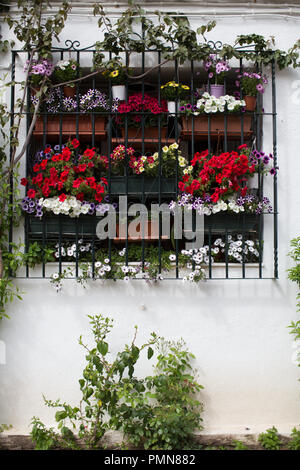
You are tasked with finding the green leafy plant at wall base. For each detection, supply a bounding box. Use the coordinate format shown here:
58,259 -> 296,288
258,426 -> 282,450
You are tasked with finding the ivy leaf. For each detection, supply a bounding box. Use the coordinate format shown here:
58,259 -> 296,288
55,410 -> 67,422
147,347 -> 154,360
97,341 -> 108,356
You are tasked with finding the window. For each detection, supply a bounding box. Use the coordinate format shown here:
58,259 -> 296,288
12,38 -> 278,282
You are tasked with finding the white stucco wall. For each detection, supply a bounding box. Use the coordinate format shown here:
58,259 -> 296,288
1,3 -> 300,436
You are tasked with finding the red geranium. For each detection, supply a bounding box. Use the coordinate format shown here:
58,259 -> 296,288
59,193 -> 67,202
27,189 -> 36,198
20,141 -> 110,205
71,139 -> 80,148
178,148 -> 259,201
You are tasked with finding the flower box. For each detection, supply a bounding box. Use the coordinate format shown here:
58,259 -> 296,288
120,126 -> 168,140
33,115 -> 106,137
114,220 -> 168,243
204,213 -> 261,233
181,114 -> 252,139
110,176 -> 177,195
27,215 -> 100,238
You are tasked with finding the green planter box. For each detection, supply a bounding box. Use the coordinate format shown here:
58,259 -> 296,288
110,176 -> 177,195
204,213 -> 261,233
28,215 -> 100,238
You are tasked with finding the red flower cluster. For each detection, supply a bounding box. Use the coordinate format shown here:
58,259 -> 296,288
118,94 -> 168,114
179,149 -> 256,202
116,94 -> 168,126
22,141 -> 107,203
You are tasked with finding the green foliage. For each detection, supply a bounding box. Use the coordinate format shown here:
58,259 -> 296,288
93,2 -> 216,66
288,426 -> 300,450
112,338 -> 204,450
23,242 -> 54,268
258,426 -> 282,450
30,315 -> 158,450
5,1 -> 71,57
232,439 -> 249,450
0,424 -> 12,433
92,4 -> 300,71
30,316 -> 204,450
235,34 -> 300,69
287,237 -> 300,360
30,417 -> 60,450
0,1 -> 71,320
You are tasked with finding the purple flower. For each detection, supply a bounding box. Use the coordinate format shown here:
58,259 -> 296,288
263,156 -> 270,165
256,84 -> 264,93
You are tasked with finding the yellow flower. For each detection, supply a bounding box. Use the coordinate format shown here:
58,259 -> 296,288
162,146 -> 169,153
110,70 -> 119,78
152,152 -> 158,160
98,400 -> 102,407
141,156 -> 147,162
181,85 -> 190,90
174,83 -> 179,87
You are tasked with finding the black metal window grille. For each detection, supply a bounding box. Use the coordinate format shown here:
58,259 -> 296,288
10,40 -> 278,281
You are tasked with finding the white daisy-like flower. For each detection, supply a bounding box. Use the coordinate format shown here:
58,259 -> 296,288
169,254 -> 176,261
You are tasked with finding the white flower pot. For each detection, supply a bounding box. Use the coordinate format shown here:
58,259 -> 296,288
112,85 -> 126,101
167,101 -> 178,116
248,173 -> 259,189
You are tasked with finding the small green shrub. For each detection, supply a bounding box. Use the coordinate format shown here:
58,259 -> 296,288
30,314 -> 158,450
232,439 -> 249,450
30,316 -> 204,451
288,426 -> 300,450
113,338 -> 204,450
258,426 -> 282,450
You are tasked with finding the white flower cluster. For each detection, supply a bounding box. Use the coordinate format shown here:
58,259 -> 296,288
168,235 -> 259,272
178,197 -> 245,216
170,249 -> 207,283
38,196 -> 92,217
86,259 -> 112,278
194,92 -> 246,114
54,239 -> 91,259
55,59 -> 76,71
225,236 -> 259,263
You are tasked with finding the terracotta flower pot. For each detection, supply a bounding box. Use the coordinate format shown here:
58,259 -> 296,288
33,115 -> 106,137
63,85 -> 76,97
114,220 -> 166,243
244,95 -> 257,111
121,126 -> 167,140
181,114 -> 252,140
